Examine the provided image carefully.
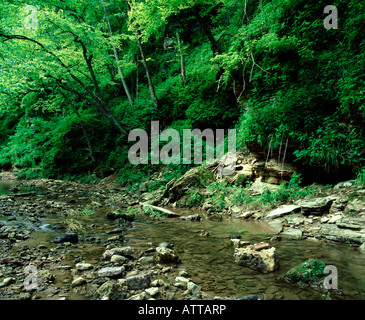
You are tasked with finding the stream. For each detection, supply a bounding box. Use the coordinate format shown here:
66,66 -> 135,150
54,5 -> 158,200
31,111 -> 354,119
1,181 -> 365,300
125,213 -> 365,299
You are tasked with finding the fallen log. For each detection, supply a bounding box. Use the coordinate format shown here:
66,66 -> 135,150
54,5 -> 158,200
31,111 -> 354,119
139,202 -> 180,218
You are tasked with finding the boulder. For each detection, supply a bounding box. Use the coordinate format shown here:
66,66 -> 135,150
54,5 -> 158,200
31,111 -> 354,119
187,281 -> 202,299
336,222 -> 362,231
159,242 -> 174,249
283,259 -> 327,287
156,246 -> 180,264
127,292 -> 147,300
0,277 -> 15,288
252,242 -> 271,251
234,242 -> 279,273
175,276 -> 190,284
237,211 -> 255,219
163,167 -> 215,202
231,239 -> 251,248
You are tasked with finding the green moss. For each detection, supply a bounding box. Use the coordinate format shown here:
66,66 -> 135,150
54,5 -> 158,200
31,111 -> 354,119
283,259 -> 327,286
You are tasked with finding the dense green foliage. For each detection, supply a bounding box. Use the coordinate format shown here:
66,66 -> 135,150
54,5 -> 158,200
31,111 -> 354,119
184,172 -> 331,212
0,0 -> 364,180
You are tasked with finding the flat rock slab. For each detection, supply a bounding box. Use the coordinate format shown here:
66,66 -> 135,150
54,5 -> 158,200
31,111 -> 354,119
96,266 -> 124,278
336,222 -> 362,231
321,224 -> 365,244
281,228 -> 303,239
265,205 -> 301,220
300,196 -> 337,216
265,219 -> 284,234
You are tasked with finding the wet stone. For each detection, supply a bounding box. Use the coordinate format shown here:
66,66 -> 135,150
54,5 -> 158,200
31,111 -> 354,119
53,233 -> 78,244
125,273 -> 150,290
96,266 -> 125,278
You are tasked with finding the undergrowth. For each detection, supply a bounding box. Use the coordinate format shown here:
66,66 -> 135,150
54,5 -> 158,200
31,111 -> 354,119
184,173 -> 331,212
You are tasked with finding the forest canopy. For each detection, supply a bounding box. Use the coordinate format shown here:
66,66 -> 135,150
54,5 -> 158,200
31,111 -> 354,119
0,0 -> 364,181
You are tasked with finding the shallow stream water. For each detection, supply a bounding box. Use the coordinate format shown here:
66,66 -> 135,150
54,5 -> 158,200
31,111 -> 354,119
1,182 -> 364,300
124,212 -> 365,300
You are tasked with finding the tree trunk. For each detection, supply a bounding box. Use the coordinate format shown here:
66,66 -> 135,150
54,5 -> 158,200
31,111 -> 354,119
176,32 -> 186,88
135,30 -> 158,108
135,54 -> 139,101
74,36 -> 128,135
101,0 -> 133,107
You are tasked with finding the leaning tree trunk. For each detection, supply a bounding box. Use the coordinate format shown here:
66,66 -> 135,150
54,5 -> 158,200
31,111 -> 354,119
101,0 -> 133,107
135,30 -> 159,108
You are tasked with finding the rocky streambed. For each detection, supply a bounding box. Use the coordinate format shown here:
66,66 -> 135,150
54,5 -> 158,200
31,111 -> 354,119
0,172 -> 364,300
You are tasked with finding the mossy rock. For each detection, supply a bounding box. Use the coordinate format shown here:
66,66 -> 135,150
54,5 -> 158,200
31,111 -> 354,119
164,166 -> 215,202
283,258 -> 327,287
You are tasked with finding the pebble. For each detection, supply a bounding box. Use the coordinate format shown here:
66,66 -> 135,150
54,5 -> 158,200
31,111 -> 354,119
111,254 -> 129,264
76,262 -> 93,271
71,276 -> 87,287
145,287 -> 159,296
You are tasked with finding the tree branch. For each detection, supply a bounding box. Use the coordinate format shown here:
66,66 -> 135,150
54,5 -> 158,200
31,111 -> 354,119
0,32 -> 127,134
